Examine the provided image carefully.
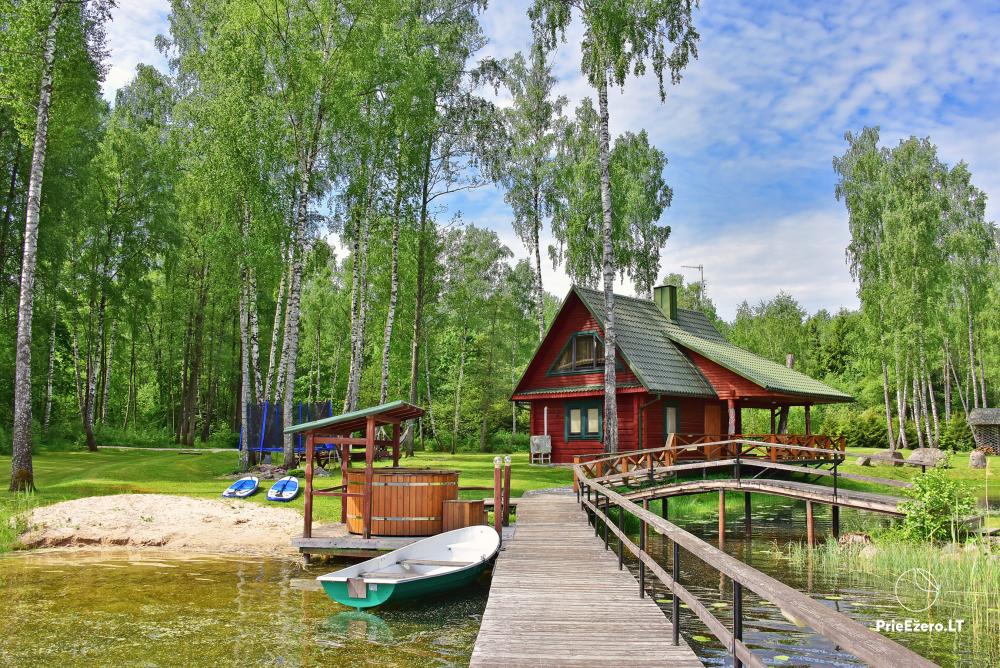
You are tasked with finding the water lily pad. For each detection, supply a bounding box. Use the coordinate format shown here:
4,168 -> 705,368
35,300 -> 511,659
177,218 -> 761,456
710,602 -> 728,608
680,603 -> 690,609
824,595 -> 843,601
655,598 -> 672,604
773,655 -> 790,662
691,635 -> 712,643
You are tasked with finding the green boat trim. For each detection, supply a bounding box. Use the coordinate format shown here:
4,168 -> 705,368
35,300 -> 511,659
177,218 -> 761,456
317,526 -> 501,609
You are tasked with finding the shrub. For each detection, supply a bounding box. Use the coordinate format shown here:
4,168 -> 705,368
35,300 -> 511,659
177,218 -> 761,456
489,430 -> 531,454
898,465 -> 977,542
940,415 -> 976,452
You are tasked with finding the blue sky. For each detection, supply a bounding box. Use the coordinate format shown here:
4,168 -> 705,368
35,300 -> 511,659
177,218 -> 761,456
103,0 -> 1000,319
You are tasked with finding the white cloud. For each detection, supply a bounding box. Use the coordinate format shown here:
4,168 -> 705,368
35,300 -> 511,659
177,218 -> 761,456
103,1 -> 171,101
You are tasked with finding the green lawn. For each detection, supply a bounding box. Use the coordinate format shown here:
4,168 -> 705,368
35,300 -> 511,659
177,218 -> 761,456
0,448 -> 573,552
840,447 -> 998,503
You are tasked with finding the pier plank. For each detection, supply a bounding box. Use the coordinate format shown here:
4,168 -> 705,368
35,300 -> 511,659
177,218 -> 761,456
470,494 -> 703,668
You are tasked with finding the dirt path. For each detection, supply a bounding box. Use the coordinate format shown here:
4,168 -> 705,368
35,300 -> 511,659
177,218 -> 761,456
21,494 -> 305,556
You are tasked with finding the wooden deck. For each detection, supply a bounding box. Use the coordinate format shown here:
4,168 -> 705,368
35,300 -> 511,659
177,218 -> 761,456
471,493 -> 703,668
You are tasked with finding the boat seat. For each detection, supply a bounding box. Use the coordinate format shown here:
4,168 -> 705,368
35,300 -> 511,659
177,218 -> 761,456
399,559 -> 474,568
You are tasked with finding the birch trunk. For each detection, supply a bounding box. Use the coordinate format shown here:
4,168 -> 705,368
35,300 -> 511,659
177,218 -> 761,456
532,191 -> 545,340
881,360 -> 897,450
596,75 -> 618,454
968,305 -> 980,409
247,271 -> 262,403
978,355 -> 987,408
911,369 -> 925,449
406,137 -> 433,454
101,322 -> 115,422
379,166 -> 403,405
344,195 -> 372,414
424,330 -> 437,443
924,363 -> 940,447
282,166 -> 310,466
265,249 -> 287,402
239,275 -> 252,471
895,360 -> 909,449
10,2 -> 61,490
950,350 -> 968,414
943,342 -> 952,421
511,332 -> 517,435
43,316 -> 56,434
71,326 -> 84,415
451,323 -> 468,455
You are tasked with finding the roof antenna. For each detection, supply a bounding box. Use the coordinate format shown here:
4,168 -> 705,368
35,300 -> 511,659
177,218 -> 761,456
681,264 -> 705,308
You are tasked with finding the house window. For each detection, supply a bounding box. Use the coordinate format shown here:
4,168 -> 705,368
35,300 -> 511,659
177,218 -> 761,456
550,332 -> 605,374
566,400 -> 602,440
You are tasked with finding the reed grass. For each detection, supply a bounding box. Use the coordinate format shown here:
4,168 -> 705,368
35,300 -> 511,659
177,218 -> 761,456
0,492 -> 37,554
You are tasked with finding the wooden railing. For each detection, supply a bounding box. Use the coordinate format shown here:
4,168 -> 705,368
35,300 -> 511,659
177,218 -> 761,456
573,435 -> 845,490
670,433 -> 845,461
573,449 -> 937,668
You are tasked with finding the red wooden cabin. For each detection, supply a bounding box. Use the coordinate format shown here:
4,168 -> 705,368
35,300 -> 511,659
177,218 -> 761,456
511,285 -> 852,464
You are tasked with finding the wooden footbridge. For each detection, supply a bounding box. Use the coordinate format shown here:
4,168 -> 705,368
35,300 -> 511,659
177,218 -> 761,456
472,439 -> 937,668
471,494 -> 703,667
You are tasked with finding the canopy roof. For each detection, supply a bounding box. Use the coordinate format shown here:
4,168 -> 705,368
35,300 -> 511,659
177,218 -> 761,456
573,286 -> 852,404
284,400 -> 424,435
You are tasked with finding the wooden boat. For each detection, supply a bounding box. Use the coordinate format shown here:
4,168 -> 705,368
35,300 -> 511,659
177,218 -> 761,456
266,476 -> 300,502
222,476 -> 259,498
317,526 -> 500,609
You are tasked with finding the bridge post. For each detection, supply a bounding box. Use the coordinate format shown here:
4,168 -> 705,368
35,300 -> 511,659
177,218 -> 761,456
718,490 -> 726,548
832,505 -> 840,539
733,580 -> 744,668
806,500 -> 815,547
672,541 -> 680,645
603,497 -> 609,550
743,492 -> 751,537
617,503 -> 624,571
661,497 -> 668,519
639,499 -> 648,598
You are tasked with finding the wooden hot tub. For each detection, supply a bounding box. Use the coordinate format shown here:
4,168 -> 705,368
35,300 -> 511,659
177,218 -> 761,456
345,468 -> 459,536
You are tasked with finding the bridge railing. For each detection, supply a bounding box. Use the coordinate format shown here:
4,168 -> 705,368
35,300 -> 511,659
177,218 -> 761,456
574,437 -> 846,490
573,450 -> 937,668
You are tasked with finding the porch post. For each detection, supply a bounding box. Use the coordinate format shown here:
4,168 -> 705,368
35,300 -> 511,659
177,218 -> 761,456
727,398 -> 736,435
303,432 -> 314,539
363,415 -> 376,539
770,407 -> 776,434
391,421 -> 400,466
804,404 -> 812,435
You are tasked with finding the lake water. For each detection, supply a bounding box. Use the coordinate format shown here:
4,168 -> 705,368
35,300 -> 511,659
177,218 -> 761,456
0,500 -> 994,667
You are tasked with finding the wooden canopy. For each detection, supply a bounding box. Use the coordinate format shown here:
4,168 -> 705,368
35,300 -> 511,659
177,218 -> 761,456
285,400 -> 425,540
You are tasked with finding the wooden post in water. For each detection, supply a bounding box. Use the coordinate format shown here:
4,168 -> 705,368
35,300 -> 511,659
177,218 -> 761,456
743,492 -> 751,537
718,490 -> 726,548
805,500 -> 815,547
831,505 -> 840,539
363,415 -> 376,539
493,457 -> 502,536
662,497 -> 668,519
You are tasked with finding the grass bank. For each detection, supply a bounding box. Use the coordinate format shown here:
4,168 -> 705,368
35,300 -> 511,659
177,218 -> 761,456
0,448 -> 573,553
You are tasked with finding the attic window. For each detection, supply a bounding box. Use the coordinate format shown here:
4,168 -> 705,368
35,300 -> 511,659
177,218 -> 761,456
550,332 -> 605,374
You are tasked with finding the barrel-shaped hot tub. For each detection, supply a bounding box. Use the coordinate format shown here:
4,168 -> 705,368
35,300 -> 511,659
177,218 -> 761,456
345,468 -> 459,536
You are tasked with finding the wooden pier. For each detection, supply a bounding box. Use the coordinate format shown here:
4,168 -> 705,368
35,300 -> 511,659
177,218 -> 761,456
470,493 -> 703,667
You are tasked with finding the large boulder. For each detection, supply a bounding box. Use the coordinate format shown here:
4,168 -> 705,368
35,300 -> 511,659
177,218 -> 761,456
908,447 -> 949,468
970,450 -> 988,469
855,456 -> 872,467
873,450 -> 904,467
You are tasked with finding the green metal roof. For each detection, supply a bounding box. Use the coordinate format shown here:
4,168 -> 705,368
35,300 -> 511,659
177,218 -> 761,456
573,287 -> 716,398
284,400 -> 424,435
513,382 -> 643,397
661,321 -> 853,403
573,286 -> 852,403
